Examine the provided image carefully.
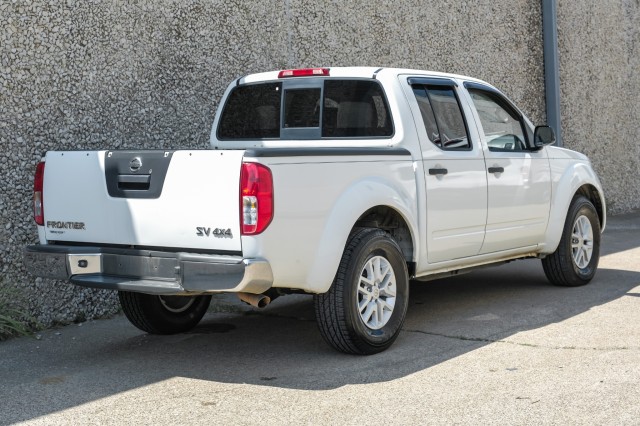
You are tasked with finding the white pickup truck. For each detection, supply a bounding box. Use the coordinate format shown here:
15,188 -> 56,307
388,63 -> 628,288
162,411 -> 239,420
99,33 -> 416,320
25,67 -> 606,354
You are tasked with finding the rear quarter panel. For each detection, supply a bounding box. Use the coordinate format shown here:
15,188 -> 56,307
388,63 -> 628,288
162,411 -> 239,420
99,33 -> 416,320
241,154 -> 418,294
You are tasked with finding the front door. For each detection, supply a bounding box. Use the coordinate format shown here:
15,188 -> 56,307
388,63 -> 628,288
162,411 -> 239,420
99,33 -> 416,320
464,84 -> 551,254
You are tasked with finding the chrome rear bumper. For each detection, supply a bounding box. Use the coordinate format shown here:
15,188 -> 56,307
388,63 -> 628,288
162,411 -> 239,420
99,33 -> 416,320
24,245 -> 273,295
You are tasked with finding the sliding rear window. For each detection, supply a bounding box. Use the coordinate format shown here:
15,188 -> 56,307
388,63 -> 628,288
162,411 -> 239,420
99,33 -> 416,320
217,79 -> 393,140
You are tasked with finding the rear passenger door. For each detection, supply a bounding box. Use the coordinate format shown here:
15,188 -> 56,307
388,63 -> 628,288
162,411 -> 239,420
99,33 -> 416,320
403,77 -> 488,263
463,83 -> 551,254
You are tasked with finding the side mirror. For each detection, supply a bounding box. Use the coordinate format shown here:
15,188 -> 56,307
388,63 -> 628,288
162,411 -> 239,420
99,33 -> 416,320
533,125 -> 555,149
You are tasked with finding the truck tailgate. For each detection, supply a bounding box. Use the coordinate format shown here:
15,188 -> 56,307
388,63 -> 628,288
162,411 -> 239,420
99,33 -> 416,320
42,150 -> 244,252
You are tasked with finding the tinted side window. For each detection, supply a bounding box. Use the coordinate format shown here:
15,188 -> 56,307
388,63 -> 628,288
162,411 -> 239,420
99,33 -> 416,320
412,86 -> 440,145
218,82 -> 282,139
412,85 -> 470,150
322,80 -> 393,137
468,89 -> 527,152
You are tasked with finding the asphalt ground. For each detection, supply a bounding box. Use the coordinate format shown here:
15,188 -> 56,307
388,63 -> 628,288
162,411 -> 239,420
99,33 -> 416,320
1,211 -> 639,425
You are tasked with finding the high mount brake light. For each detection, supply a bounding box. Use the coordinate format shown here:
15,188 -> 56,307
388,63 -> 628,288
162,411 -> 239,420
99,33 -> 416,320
278,68 -> 330,78
34,161 -> 45,226
240,162 -> 274,235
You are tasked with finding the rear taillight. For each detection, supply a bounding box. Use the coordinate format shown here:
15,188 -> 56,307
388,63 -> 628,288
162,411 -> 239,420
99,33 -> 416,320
278,68 -> 330,78
240,162 -> 273,235
33,161 -> 45,226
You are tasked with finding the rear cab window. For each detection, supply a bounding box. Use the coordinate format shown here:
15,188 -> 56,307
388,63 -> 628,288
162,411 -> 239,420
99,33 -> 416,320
217,82 -> 282,139
217,79 -> 393,140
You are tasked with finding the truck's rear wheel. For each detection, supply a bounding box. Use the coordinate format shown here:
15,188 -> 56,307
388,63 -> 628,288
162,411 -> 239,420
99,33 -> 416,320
314,228 -> 409,355
542,195 -> 601,286
119,292 -> 211,334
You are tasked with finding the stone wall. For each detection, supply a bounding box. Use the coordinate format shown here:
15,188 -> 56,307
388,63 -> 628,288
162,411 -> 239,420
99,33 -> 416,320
558,0 -> 640,213
0,0 -> 637,326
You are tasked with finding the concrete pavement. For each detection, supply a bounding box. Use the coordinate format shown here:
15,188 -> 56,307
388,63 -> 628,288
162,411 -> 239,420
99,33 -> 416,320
1,211 -> 639,425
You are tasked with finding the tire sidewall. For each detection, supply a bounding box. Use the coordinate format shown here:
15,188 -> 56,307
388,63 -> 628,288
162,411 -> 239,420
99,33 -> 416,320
564,199 -> 601,282
343,232 -> 409,350
141,294 -> 211,333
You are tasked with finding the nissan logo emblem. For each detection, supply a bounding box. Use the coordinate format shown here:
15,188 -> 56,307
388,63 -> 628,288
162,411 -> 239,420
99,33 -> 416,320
129,157 -> 142,172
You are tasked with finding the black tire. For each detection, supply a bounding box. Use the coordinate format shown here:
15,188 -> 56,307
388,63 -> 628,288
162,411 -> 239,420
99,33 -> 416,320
119,292 -> 211,334
314,228 -> 409,355
542,195 -> 601,286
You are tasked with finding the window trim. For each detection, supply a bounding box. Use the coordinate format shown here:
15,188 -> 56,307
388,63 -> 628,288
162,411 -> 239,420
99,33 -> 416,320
407,77 -> 458,87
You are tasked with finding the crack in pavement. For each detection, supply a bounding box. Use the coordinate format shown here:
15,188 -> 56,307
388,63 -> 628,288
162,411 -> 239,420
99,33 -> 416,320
215,307 -> 639,351
403,328 -> 639,351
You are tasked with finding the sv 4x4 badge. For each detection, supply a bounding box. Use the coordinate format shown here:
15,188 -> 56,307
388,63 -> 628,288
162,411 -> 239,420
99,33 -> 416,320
196,227 -> 232,238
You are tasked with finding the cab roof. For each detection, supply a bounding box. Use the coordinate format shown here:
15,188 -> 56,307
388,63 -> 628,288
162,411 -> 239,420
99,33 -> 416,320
239,67 -> 492,88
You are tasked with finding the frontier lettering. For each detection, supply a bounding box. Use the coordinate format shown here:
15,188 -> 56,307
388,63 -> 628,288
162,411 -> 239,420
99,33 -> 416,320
46,221 -> 86,230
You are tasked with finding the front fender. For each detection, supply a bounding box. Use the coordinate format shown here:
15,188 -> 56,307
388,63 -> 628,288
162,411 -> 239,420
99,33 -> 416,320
304,177 -> 418,294
541,160 -> 606,254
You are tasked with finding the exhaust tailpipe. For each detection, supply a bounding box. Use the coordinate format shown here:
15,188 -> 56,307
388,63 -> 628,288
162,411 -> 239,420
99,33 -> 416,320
237,292 -> 271,308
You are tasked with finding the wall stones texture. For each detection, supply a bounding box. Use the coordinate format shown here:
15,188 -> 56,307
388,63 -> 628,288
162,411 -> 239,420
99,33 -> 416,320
0,0 -> 637,326
558,0 -> 640,214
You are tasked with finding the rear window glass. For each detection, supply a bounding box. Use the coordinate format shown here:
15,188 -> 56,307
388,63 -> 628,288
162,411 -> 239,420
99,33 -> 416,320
322,80 -> 393,137
217,82 -> 282,139
217,79 -> 393,139
284,89 -> 321,128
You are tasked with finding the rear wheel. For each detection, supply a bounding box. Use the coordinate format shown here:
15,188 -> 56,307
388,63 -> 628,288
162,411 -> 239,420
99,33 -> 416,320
542,195 -> 601,286
314,228 -> 409,355
119,292 -> 211,334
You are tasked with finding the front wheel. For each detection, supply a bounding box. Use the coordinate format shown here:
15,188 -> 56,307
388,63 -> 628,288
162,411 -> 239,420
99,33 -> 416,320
314,228 -> 409,355
119,292 -> 211,334
542,195 -> 601,286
